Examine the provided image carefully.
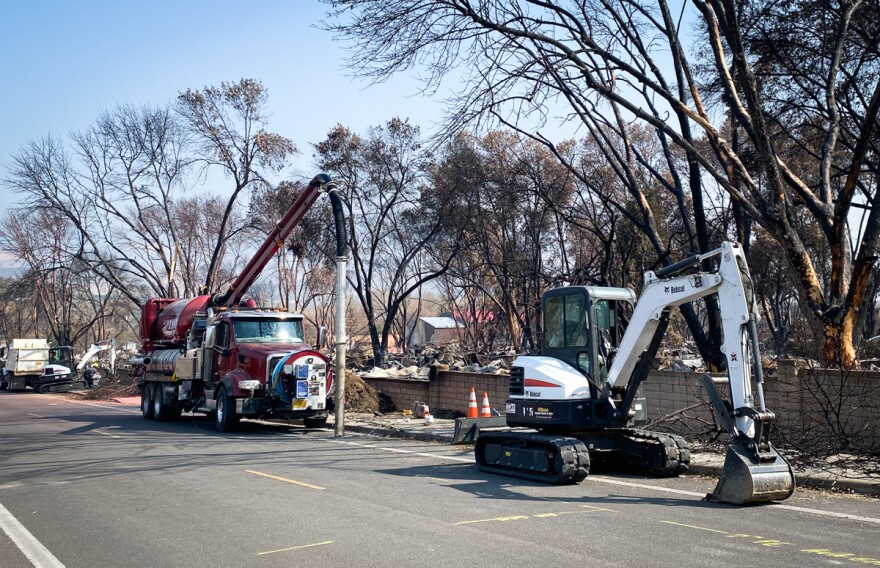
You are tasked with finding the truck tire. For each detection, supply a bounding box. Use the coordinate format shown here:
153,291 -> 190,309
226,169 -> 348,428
141,384 -> 154,420
152,382 -> 176,421
303,417 -> 328,429
215,386 -> 239,433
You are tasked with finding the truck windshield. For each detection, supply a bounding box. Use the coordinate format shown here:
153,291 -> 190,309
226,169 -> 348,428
232,319 -> 304,343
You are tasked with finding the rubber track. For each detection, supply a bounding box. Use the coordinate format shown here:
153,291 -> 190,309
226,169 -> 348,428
475,432 -> 590,485
620,429 -> 691,476
34,380 -> 88,393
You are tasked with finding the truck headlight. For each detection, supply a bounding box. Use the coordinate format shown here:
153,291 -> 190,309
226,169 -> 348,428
238,380 -> 261,391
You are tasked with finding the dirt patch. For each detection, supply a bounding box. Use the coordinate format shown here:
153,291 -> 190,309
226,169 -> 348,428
344,371 -> 395,413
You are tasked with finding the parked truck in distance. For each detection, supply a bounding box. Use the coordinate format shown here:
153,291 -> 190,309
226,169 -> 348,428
1,338 -> 51,391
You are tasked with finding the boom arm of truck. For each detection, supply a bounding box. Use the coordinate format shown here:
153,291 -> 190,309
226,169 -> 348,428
606,241 -> 763,439
211,174 -> 340,308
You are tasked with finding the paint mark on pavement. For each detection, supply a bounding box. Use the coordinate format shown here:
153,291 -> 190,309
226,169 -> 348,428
0,501 -> 65,567
245,470 -> 325,490
257,540 -> 334,556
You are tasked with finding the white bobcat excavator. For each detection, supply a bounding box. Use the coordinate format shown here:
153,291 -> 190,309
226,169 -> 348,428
475,241 -> 795,505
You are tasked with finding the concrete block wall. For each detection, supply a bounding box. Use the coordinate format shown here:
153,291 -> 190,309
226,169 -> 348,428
358,377 -> 430,412
769,361 -> 880,448
360,370 -> 510,416
360,362 -> 880,448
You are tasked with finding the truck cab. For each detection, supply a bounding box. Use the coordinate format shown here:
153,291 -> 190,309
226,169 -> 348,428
204,311 -> 329,409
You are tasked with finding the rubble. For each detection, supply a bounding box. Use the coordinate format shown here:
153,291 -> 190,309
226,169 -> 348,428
351,343 -> 516,379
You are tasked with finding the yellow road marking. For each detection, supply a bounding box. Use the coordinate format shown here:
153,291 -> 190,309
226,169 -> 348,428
257,540 -> 334,556
245,469 -> 325,490
662,521 -> 794,548
456,515 -> 530,525
94,429 -> 123,439
662,521 -> 731,534
581,504 -> 617,513
455,508 -> 612,526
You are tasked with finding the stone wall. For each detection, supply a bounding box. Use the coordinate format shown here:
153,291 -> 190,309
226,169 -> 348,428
360,361 -> 880,449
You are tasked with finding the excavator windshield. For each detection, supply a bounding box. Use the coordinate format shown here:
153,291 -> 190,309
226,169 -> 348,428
544,293 -> 588,349
542,286 -> 635,383
543,288 -> 592,376
48,346 -> 73,368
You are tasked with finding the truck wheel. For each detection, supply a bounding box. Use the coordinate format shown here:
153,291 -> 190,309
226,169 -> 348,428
141,384 -> 154,420
153,382 -> 169,421
152,382 -> 181,421
303,417 -> 328,429
215,386 -> 239,433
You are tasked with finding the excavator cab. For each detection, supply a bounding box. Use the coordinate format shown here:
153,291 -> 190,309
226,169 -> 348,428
541,286 -> 635,395
48,346 -> 74,369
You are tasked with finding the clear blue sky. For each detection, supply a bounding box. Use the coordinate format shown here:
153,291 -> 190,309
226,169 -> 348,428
0,0 -> 445,216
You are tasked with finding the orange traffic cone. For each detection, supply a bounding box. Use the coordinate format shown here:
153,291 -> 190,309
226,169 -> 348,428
467,387 -> 479,418
481,392 -> 492,418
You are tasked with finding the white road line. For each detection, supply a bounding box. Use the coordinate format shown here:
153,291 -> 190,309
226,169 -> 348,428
0,501 -> 65,568
589,476 -> 706,497
328,438 -> 472,463
769,503 -> 880,525
329,437 -> 880,525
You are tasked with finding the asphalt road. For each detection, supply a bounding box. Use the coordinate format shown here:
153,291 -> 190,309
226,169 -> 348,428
1,392 -> 879,568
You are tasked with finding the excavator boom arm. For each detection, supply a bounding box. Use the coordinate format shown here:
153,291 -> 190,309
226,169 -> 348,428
606,242 -> 760,437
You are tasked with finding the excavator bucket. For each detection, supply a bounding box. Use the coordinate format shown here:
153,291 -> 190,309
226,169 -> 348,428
708,438 -> 795,505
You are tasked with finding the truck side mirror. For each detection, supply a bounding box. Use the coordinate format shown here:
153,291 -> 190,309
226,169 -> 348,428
316,326 -> 327,350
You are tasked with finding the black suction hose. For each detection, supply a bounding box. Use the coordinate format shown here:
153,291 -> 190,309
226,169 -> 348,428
325,181 -> 347,257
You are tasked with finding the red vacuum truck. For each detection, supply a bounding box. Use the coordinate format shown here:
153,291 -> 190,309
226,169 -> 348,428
132,174 -> 348,432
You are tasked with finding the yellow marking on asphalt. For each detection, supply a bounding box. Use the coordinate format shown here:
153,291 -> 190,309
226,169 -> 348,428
256,540 -> 334,556
94,429 -> 123,439
455,508 -> 611,526
661,520 -> 731,535
663,521 -> 794,548
801,549 -> 880,565
456,515 -> 530,525
245,469 -> 325,490
753,538 -> 794,548
581,504 -> 617,513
